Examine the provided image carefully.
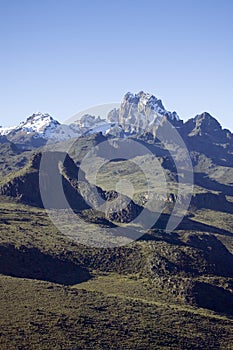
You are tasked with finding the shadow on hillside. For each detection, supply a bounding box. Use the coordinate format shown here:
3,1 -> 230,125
186,234 -> 233,277
0,244 -> 91,285
139,230 -> 182,245
178,215 -> 233,236
195,173 -> 233,195
191,282 -> 233,316
159,213 -> 233,236
186,137 -> 233,167
191,193 -> 233,215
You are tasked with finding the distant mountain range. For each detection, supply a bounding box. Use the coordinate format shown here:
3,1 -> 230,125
2,91 -> 231,151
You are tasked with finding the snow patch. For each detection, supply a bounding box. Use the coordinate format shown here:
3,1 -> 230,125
0,126 -> 16,136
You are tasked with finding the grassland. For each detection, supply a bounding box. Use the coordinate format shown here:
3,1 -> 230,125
1,196 -> 233,349
1,275 -> 233,350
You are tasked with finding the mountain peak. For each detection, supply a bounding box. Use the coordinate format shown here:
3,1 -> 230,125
194,112 -> 221,128
181,111 -> 232,145
115,91 -> 180,135
21,112 -> 58,126
17,112 -> 60,135
190,112 -> 222,136
123,91 -> 179,121
124,91 -> 164,109
29,112 -> 52,118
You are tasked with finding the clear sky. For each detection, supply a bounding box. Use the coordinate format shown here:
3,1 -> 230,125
0,0 -> 233,131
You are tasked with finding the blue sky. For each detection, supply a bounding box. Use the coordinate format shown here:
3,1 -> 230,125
0,0 -> 233,130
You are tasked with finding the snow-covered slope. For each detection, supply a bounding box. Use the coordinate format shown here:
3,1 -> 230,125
1,113 -> 82,145
0,113 -> 60,137
0,126 -> 16,136
71,114 -> 113,135
17,112 -> 60,134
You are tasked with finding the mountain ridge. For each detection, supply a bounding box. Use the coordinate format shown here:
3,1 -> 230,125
1,91 -> 231,150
